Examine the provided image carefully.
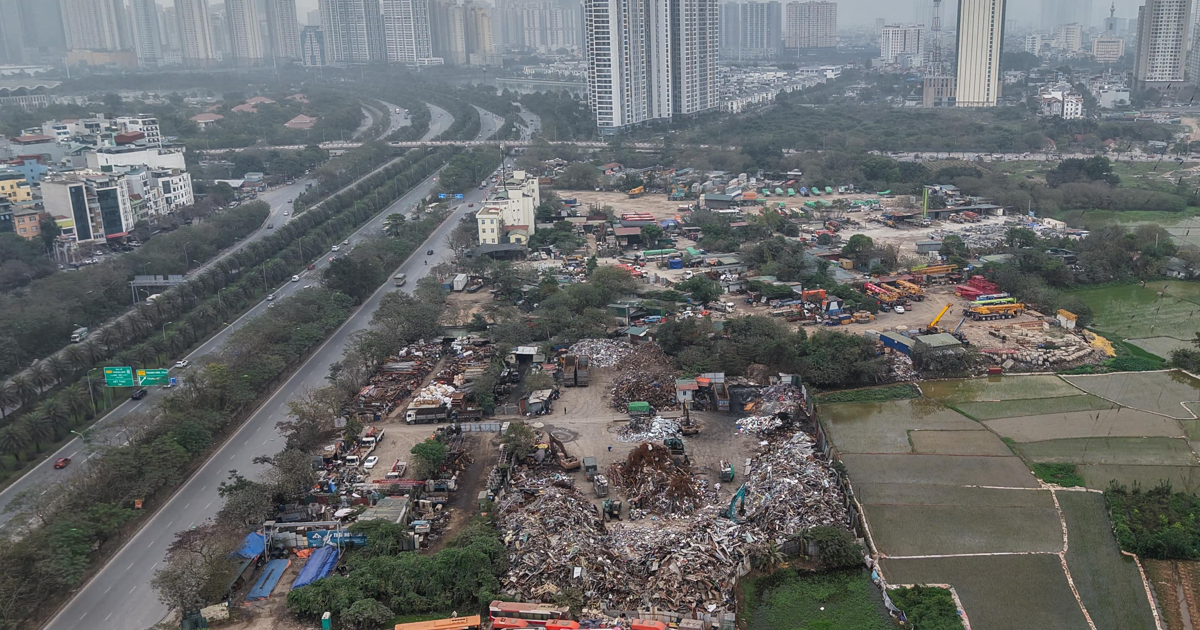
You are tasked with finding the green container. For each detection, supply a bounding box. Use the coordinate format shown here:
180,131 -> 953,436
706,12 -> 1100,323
628,401 -> 652,414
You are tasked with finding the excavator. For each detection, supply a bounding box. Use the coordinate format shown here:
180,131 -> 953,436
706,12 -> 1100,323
545,432 -> 580,471
726,484 -> 747,522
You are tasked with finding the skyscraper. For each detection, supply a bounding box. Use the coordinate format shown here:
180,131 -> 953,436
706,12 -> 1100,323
1041,0 -> 1092,29
265,0 -> 302,59
60,0 -> 125,50
881,24 -> 924,65
225,0 -> 264,62
430,0 -> 465,63
719,3 -> 740,58
300,24 -> 326,64
954,0 -> 1005,108
584,0 -> 717,133
382,0 -> 432,63
319,0 -> 385,62
726,2 -> 781,60
129,0 -> 162,65
1134,0 -> 1192,92
465,1 -> 496,63
306,8 -> 320,25
175,0 -> 217,64
0,0 -> 27,63
784,1 -> 836,50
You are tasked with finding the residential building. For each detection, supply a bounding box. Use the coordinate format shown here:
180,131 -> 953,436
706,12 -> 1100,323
954,0 -> 1005,108
1134,0 -> 1192,93
720,3 -> 740,57
307,8 -> 319,24
0,170 -> 32,203
922,74 -> 956,107
12,206 -> 43,240
542,0 -> 580,49
1052,22 -> 1082,53
190,112 -> 224,129
465,1 -> 496,64
1096,85 -> 1130,108
86,144 -> 187,171
670,0 -> 719,117
60,0 -> 125,51
319,0 -> 385,63
226,0 -> 265,63
1092,36 -> 1124,63
734,2 -> 782,60
115,114 -> 161,146
1039,86 -> 1084,119
175,0 -> 217,64
0,198 -> 11,235
1024,33 -> 1044,54
152,168 -> 193,210
383,0 -> 433,63
881,23 -> 924,65
265,0 -> 302,59
1041,0 -> 1092,30
430,0 -> 466,64
784,1 -> 836,50
300,25 -> 327,65
475,169 -> 540,245
124,167 -> 165,219
42,171 -> 135,243
129,0 -> 163,66
497,0 -> 581,52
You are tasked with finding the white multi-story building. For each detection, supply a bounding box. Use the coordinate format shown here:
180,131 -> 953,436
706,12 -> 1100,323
1039,86 -> 1084,119
130,0 -> 164,66
1134,0 -> 1192,92
301,26 -> 327,65
880,24 -> 924,65
42,171 -> 135,244
226,0 -> 265,63
86,145 -> 187,171
60,0 -> 125,51
955,0 -> 1005,108
784,1 -> 836,49
319,0 -> 385,63
1053,23 -> 1082,53
724,2 -> 782,61
115,114 -> 162,146
125,167 -> 167,219
153,169 -> 194,210
475,170 -> 541,245
175,0 -> 217,64
382,0 -> 433,63
1024,33 -> 1044,55
1092,37 -> 1124,63
265,0 -> 303,59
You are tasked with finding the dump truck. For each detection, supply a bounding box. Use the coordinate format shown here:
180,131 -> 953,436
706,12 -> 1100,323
720,461 -> 735,482
968,303 -> 1025,321
405,402 -> 449,424
583,457 -> 599,480
593,474 -> 610,498
576,356 -> 590,386
561,355 -> 577,387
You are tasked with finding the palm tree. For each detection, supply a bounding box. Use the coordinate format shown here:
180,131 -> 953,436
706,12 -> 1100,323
66,383 -> 92,423
0,424 -> 31,464
27,362 -> 52,395
111,318 -> 132,343
45,355 -> 73,384
0,384 -> 18,419
136,344 -> 159,367
64,344 -> 90,372
20,416 -> 52,452
31,399 -> 69,441
9,376 -> 37,406
98,328 -> 121,354
752,541 -> 786,575
81,339 -> 103,365
127,312 -> 150,337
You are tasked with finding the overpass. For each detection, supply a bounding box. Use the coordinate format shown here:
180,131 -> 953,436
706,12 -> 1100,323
196,139 -> 672,153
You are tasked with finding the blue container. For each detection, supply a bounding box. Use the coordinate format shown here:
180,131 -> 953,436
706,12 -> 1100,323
668,258 -> 683,269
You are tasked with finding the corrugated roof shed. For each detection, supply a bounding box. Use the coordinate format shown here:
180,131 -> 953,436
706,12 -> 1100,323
917,333 -> 964,348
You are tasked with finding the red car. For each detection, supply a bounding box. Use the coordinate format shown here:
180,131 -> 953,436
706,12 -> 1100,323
54,457 -> 70,469
308,264 -> 315,270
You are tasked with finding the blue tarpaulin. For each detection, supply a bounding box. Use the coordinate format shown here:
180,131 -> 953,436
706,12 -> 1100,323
291,545 -> 340,590
235,532 -> 265,559
246,559 -> 290,600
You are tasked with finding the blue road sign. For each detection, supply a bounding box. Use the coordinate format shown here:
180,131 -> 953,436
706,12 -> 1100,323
454,193 -> 464,199
438,193 -> 447,199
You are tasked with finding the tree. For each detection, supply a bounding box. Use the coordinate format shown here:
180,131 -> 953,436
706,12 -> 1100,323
324,257 -> 384,303
151,525 -> 241,614
524,371 -> 555,395
676,275 -> 722,304
0,424 -> 31,462
501,422 -> 536,460
800,525 -> 864,569
39,215 -> 61,250
411,438 -> 448,477
938,234 -> 970,262
383,212 -> 407,237
343,599 -> 394,630
640,224 -> 664,245
558,163 -> 599,190
841,234 -> 873,258
1006,227 -> 1038,249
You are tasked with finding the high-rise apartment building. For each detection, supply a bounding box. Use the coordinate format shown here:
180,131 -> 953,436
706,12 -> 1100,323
784,1 -> 836,49
1041,0 -> 1092,29
6,0 -> 68,61
300,25 -> 326,64
734,2 -> 782,60
881,23 -> 924,64
226,0 -> 265,62
265,0 -> 302,59
175,0 -> 217,64
129,0 -> 162,65
497,0 -> 579,52
1092,36 -> 1124,63
319,0 -> 385,62
306,8 -> 319,25
60,0 -> 125,50
465,2 -> 496,63
954,0 -> 1005,108
430,0 -> 466,63
1053,22 -> 1082,52
720,3 -> 740,56
1134,0 -> 1192,92
584,0 -> 718,133
383,0 -> 433,63
1,0 -> 28,63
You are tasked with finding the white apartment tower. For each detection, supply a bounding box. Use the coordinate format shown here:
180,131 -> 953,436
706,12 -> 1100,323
881,23 -> 925,64
382,0 -> 434,63
226,0 -> 265,62
266,0 -> 303,59
130,0 -> 163,65
784,1 -> 837,49
671,0 -> 719,116
738,2 -> 783,60
584,0 -> 672,133
466,2 -> 495,57
60,0 -> 125,50
175,0 -> 217,64
954,0 -> 1005,107
1135,0 -> 1192,91
1053,22 -> 1082,52
319,0 -> 385,62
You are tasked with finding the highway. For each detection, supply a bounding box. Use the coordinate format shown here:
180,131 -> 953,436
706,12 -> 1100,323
0,104 -> 438,520
42,107 -> 502,630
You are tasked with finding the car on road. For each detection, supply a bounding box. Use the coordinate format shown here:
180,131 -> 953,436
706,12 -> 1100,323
292,275 -> 300,282
331,245 -> 340,252
893,306 -> 905,314
427,249 -> 434,255
54,457 -> 71,469
468,203 -> 474,207
307,264 -> 315,270
267,293 -> 276,301
343,239 -> 349,245
363,456 -> 379,470
175,359 -> 189,368
131,388 -> 148,400
284,210 -> 290,215
267,223 -> 274,229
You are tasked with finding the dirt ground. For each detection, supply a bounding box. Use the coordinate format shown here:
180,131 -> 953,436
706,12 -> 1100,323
1145,559 -> 1200,630
441,290 -> 492,327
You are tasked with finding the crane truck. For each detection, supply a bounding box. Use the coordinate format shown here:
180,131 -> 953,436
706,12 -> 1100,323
967,303 -> 1025,321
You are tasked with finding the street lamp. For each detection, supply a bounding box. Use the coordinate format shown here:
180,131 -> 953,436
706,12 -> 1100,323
162,321 -> 172,343
182,242 -> 192,271
86,367 -> 101,411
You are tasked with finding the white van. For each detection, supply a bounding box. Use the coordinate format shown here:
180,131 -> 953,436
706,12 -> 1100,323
393,273 -> 407,287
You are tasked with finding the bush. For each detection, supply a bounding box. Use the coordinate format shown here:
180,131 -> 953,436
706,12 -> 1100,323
888,586 -> 962,630
816,384 -> 921,404
801,526 -> 864,570
1031,463 -> 1085,487
1106,482 -> 1200,559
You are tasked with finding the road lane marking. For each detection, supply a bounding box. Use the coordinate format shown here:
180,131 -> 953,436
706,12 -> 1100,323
105,613 -> 112,621
67,451 -> 77,459
183,503 -> 190,509
79,613 -> 86,621
127,562 -> 134,570
129,586 -> 136,594
104,585 -> 112,594
205,502 -> 212,510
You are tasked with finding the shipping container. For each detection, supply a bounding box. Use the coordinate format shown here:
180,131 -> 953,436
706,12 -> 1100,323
453,274 -> 469,291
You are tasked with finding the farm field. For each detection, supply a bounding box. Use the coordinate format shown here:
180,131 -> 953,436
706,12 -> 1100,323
863,499 -> 1062,556
1057,491 -> 1158,630
921,374 -> 1083,404
1144,559 -> 1200,630
821,399 -> 982,453
1065,371 -> 1200,418
738,568 -> 893,630
983,408 -> 1184,442
908,429 -> 1013,455
1071,282 -> 1200,357
1017,436 -> 1197,466
952,393 -> 1115,421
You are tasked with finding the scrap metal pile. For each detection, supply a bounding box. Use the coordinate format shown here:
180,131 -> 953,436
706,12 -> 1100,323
735,383 -> 808,435
568,339 -> 635,368
356,343 -> 442,410
434,338 -> 497,391
609,345 -> 678,411
606,443 -> 708,514
497,430 -> 847,616
617,415 -> 681,442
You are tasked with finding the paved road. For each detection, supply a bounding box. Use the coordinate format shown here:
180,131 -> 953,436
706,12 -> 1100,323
43,109 -> 502,630
0,103 -> 457,521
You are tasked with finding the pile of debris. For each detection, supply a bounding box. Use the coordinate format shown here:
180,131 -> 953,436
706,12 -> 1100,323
609,345 -> 678,411
735,415 -> 785,436
607,443 -> 707,514
568,339 -> 636,368
356,342 -> 442,410
617,415 -> 681,442
739,432 -> 848,540
411,382 -> 457,406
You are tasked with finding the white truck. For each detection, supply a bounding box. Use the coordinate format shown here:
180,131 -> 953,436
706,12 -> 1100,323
70,327 -> 90,342
406,402 -> 450,424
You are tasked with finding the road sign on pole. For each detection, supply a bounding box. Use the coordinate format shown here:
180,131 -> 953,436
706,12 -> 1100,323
103,366 -> 135,387
137,368 -> 170,386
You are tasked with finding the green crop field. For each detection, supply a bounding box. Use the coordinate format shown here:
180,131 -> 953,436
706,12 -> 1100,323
1058,491 -> 1158,630
840,453 -> 1041,488
1017,436 -> 1197,466
1079,464 -> 1200,494
983,409 -> 1185,443
821,399 -> 979,454
739,568 -> 893,630
863,502 -> 1063,556
1071,283 -> 1200,355
952,394 -> 1115,421
1065,371 -> 1200,418
881,555 -> 1091,630
909,430 -> 1014,455
921,375 -> 1083,404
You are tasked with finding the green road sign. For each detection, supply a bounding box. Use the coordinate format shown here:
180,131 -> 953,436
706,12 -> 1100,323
137,368 -> 170,386
103,366 -> 135,387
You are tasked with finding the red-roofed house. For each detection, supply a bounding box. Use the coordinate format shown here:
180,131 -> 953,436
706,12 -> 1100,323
190,113 -> 224,130
287,93 -> 310,103
284,114 -> 318,130
115,131 -> 144,145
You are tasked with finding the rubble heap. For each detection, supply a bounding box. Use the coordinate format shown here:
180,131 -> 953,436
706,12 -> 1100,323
609,345 -> 678,411
735,383 -> 808,435
739,432 -> 848,541
356,342 -> 442,410
411,382 -> 457,406
617,415 -> 681,442
606,443 -> 707,514
568,339 -> 636,368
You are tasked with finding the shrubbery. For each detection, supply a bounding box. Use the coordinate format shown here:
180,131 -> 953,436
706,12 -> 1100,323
1107,482 -> 1200,560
